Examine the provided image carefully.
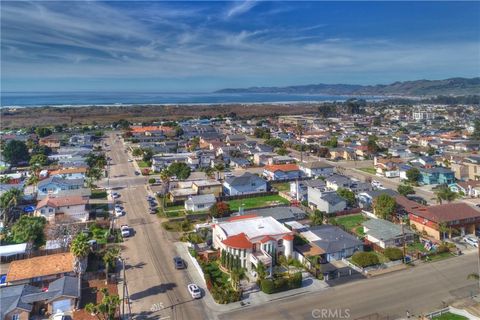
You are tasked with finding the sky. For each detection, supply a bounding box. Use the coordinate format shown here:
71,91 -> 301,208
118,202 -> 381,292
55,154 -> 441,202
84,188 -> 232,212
2,1 -> 480,92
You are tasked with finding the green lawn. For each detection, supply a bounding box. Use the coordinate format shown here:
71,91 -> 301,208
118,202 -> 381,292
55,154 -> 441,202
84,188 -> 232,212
137,161 -> 150,168
335,214 -> 367,231
407,242 -> 428,254
359,167 -> 377,174
226,194 -> 290,211
432,312 -> 468,320
272,182 -> 291,192
426,252 -> 453,262
90,189 -> 107,199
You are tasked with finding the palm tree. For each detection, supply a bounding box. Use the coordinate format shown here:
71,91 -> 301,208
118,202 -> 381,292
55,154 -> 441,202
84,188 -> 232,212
85,287 -> 121,320
0,188 -> 23,225
214,163 -> 225,180
87,167 -> 103,188
254,261 -> 267,282
70,233 -> 90,308
159,169 -> 171,208
438,222 -> 449,240
103,246 -> 120,284
434,185 -> 457,204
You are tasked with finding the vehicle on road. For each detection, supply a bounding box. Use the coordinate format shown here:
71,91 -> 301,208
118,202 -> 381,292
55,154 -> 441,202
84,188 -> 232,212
476,204 -> 480,208
114,209 -> 124,217
173,256 -> 185,269
463,236 -> 478,247
111,192 -> 120,199
128,159 -> 133,162
187,284 -> 202,299
121,225 -> 131,237
146,195 -> 155,201
134,171 -> 141,176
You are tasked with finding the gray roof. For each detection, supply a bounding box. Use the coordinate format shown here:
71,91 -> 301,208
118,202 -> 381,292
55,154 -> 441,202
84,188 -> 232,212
309,225 -> 363,254
321,192 -> 346,206
362,219 -> 414,241
301,179 -> 326,189
362,189 -> 398,199
38,176 -> 84,188
325,174 -> 353,185
186,194 -> 216,205
224,172 -> 265,187
249,206 -> 306,222
0,276 -> 79,319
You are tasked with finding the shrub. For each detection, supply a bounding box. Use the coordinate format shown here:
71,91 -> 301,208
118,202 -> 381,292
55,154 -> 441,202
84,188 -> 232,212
436,244 -> 450,254
148,178 -> 156,184
351,252 -> 380,268
260,279 -> 275,294
260,272 -> 302,294
384,247 -> 404,261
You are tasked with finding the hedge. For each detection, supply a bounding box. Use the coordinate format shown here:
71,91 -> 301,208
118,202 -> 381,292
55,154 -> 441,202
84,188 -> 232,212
351,252 -> 380,268
384,247 -> 404,261
260,272 -> 302,294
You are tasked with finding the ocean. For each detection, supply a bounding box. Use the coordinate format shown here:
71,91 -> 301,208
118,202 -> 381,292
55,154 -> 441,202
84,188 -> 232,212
0,91 -> 384,108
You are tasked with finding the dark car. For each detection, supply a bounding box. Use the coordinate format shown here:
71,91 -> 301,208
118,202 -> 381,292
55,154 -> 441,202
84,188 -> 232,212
134,171 -> 141,176
173,256 -> 186,269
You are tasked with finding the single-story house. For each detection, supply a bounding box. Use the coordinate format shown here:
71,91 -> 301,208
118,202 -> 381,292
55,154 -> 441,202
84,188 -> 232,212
185,194 -> 216,212
362,219 -> 415,249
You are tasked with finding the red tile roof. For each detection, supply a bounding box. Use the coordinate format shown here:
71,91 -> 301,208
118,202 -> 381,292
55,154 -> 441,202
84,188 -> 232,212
260,235 -> 275,243
222,233 -> 252,249
283,234 -> 294,241
130,126 -> 174,133
264,164 -> 299,172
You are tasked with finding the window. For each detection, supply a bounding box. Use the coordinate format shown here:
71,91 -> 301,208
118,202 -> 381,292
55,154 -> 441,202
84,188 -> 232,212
277,239 -> 283,247
12,314 -> 20,320
198,204 -> 204,209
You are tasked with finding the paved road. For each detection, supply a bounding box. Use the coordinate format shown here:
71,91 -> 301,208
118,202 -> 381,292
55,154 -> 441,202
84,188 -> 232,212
220,252 -> 480,320
104,132 -> 208,320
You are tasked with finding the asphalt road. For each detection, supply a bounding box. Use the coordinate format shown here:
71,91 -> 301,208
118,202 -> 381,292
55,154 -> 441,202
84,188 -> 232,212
220,252 -> 480,320
103,132 -> 208,320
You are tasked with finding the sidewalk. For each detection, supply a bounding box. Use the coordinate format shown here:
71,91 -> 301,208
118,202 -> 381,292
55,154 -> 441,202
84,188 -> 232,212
174,242 -> 329,314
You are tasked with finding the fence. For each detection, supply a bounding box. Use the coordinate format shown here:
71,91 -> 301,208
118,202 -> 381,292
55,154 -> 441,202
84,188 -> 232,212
1,246 -> 69,263
217,191 -> 278,202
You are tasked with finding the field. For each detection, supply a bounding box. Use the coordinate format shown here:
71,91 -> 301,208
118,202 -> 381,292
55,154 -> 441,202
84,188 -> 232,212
226,194 -> 290,211
1,104 -> 321,128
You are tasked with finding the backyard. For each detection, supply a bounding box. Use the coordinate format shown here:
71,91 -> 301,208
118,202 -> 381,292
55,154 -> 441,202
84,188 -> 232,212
226,194 -> 290,211
271,181 -> 290,192
334,214 -> 368,232
137,160 -> 150,168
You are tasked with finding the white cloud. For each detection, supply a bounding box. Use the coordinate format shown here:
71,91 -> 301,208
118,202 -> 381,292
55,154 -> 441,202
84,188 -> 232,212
226,1 -> 258,19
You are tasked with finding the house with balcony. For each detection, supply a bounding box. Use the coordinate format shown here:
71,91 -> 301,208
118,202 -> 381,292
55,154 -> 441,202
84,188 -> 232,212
212,215 -> 294,278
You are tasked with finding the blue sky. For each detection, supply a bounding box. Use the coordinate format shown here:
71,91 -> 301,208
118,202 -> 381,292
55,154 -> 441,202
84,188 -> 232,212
2,1 -> 479,92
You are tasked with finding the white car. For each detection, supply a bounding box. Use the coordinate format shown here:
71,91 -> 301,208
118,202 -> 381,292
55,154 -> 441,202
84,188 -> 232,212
121,225 -> 131,237
187,284 -> 201,299
463,236 -> 478,247
111,192 -> 120,199
128,159 -> 133,162
114,209 -> 124,217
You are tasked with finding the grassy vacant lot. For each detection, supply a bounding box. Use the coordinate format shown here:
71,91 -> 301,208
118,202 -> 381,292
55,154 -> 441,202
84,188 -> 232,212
227,194 -> 290,211
358,167 -> 377,174
334,214 -> 367,231
432,312 -> 468,320
90,189 -> 107,199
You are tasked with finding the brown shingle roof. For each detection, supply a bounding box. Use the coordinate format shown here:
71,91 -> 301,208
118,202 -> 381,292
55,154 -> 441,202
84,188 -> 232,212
7,252 -> 74,282
36,196 -> 88,209
264,164 -> 299,172
412,203 -> 480,223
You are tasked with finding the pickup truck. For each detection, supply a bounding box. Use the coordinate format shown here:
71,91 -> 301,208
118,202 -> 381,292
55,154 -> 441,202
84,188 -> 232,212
120,225 -> 131,237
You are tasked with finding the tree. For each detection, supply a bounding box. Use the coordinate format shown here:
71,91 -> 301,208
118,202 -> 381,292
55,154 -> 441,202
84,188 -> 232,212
31,144 -> 52,156
366,135 -> 380,153
438,222 -> 449,240
35,127 -> 53,138
166,162 -> 191,180
3,140 -> 29,165
0,188 -> 23,225
318,104 -> 336,118
85,288 -> 121,320
255,261 -> 267,281
337,188 -> 356,207
471,119 -> 480,140
309,210 -> 323,226
397,185 -> 415,197
276,148 -> 289,156
209,202 -> 231,218
264,138 -> 284,149
322,137 -> 338,148
434,185 -> 457,204
406,167 -> 421,184
10,216 -> 46,248
373,118 -> 381,126
142,148 -> 154,162
0,176 -> 11,184
29,154 -> 48,167
214,163 -> 225,180
103,246 -> 120,284
230,267 -> 245,291
132,148 -> 143,157
87,167 -> 103,188
70,233 -> 90,281
373,194 -> 396,219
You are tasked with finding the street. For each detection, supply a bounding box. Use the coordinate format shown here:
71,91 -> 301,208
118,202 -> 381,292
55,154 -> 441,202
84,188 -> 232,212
103,132 -> 209,320
220,251 -> 480,320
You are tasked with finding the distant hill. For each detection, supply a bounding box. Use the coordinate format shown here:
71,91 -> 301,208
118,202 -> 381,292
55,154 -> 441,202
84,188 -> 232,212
216,77 -> 480,97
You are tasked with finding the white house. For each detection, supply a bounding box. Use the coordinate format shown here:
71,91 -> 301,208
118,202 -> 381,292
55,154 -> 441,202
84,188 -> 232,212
298,161 -> 334,178
35,196 -> 88,222
212,215 -> 294,277
49,168 -> 87,180
184,194 -> 216,212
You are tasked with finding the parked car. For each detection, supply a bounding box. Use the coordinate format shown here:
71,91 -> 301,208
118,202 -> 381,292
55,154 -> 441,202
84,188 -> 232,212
114,209 -> 124,218
134,171 -> 141,176
173,256 -> 185,269
121,225 -> 131,237
128,159 -> 133,162
111,192 -> 120,199
187,284 -> 201,299
463,236 -> 478,247
146,195 -> 155,201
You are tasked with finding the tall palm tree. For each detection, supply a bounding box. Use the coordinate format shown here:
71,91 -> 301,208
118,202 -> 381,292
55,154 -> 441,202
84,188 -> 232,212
70,233 -> 90,307
0,188 -> 23,225
214,163 -> 225,180
159,169 -> 171,208
103,246 -> 120,285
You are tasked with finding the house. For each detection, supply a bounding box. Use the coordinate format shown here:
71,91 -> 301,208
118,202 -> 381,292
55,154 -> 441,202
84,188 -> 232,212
418,167 -> 455,185
37,177 -> 90,200
151,153 -> 191,172
449,180 -> 480,197
299,161 -> 335,178
408,203 -> 480,240
307,188 -> 346,214
49,168 -> 87,180
230,157 -> 251,169
225,134 -> 246,146
362,219 -> 415,249
388,145 -> 409,158
192,180 -> 222,197
39,136 -> 61,149
268,156 -> 296,165
325,174 -> 372,192
223,173 -> 267,196
185,194 -> 216,212
463,156 -> 480,180
0,276 -> 80,320
212,215 -> 294,277
6,253 -> 75,285
297,225 -> 363,263
290,179 -> 326,202
263,164 -> 302,181
374,157 -> 404,178
35,196 -> 89,222
357,189 -> 398,209
253,152 -> 277,166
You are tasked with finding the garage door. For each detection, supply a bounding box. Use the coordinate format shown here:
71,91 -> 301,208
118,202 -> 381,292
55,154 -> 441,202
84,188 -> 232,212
52,299 -> 72,313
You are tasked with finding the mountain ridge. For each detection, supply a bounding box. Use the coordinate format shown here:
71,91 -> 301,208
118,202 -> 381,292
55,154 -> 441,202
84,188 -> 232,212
215,77 -> 480,97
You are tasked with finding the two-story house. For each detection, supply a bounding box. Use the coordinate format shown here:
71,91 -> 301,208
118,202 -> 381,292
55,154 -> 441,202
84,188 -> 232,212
35,196 -> 88,222
298,161 -> 335,178
263,164 -> 302,181
223,173 -> 267,196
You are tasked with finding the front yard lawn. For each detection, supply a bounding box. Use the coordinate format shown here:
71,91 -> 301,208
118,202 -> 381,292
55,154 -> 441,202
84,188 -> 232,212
407,241 -> 428,254
226,194 -> 289,210
90,189 -> 107,199
359,167 -> 377,175
334,214 -> 367,231
137,160 -> 150,168
432,312 -> 468,320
